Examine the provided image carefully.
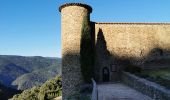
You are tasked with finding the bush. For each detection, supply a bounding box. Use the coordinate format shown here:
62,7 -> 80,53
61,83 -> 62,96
12,76 -> 62,100
152,76 -> 170,89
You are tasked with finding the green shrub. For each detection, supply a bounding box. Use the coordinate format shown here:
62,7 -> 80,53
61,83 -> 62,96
153,76 -> 170,89
12,76 -> 62,100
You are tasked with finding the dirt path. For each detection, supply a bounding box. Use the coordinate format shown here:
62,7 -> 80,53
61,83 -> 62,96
97,83 -> 153,100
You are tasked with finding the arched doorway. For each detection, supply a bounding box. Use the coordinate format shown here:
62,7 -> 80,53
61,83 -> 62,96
102,67 -> 110,82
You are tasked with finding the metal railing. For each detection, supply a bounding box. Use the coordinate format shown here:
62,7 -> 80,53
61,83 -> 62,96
91,78 -> 97,100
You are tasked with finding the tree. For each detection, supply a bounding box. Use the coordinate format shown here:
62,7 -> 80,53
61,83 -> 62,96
80,15 -> 94,83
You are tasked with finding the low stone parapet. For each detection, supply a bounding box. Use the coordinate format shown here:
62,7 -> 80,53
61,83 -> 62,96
121,71 -> 170,100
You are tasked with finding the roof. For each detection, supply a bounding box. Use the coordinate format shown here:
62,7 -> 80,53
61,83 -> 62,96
59,3 -> 92,13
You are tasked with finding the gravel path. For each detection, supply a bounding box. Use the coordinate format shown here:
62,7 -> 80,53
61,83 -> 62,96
97,83 -> 153,100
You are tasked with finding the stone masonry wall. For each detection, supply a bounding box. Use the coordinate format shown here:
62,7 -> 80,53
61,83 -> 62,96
122,71 -> 170,100
95,23 -> 170,58
60,3 -> 91,100
94,23 -> 170,82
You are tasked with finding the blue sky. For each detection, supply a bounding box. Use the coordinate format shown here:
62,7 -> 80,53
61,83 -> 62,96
0,0 -> 170,57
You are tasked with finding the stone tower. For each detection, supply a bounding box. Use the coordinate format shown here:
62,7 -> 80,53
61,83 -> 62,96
59,3 -> 92,99
59,2 -> 170,99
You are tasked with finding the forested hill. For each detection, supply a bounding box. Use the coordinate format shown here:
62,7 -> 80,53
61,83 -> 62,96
0,55 -> 61,90
0,82 -> 21,100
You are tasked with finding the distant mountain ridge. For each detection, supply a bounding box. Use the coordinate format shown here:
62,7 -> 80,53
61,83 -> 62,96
0,55 -> 61,90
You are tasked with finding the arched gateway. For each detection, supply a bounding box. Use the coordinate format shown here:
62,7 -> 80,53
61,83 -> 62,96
102,67 -> 110,82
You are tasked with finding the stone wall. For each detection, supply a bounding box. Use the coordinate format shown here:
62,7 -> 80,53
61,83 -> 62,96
121,71 -> 170,100
59,3 -> 92,100
95,23 -> 170,58
94,23 -> 170,82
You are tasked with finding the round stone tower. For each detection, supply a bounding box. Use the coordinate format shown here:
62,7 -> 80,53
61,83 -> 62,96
59,3 -> 92,99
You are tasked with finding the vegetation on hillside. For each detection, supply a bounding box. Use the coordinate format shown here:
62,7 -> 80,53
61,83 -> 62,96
0,55 -> 61,90
12,61 -> 61,90
12,76 -> 62,100
80,15 -> 94,83
0,82 -> 21,100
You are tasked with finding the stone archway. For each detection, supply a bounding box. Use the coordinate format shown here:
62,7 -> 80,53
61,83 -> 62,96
102,67 -> 110,82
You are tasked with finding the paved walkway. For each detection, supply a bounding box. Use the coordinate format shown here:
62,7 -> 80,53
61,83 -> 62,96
97,83 -> 153,100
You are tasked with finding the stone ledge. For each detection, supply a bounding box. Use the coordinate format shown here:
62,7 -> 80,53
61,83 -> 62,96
59,3 -> 92,13
121,71 -> 170,100
95,22 -> 170,25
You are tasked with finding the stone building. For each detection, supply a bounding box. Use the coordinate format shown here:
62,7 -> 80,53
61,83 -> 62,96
59,3 -> 170,99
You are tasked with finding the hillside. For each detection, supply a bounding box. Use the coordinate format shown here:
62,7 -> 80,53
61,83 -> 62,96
12,62 -> 61,90
12,76 -> 62,100
0,55 -> 61,90
0,82 -> 21,100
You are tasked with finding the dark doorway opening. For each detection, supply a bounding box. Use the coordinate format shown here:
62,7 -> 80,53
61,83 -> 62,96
102,67 -> 110,82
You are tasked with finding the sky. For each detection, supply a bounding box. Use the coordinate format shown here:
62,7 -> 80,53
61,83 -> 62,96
0,0 -> 170,57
